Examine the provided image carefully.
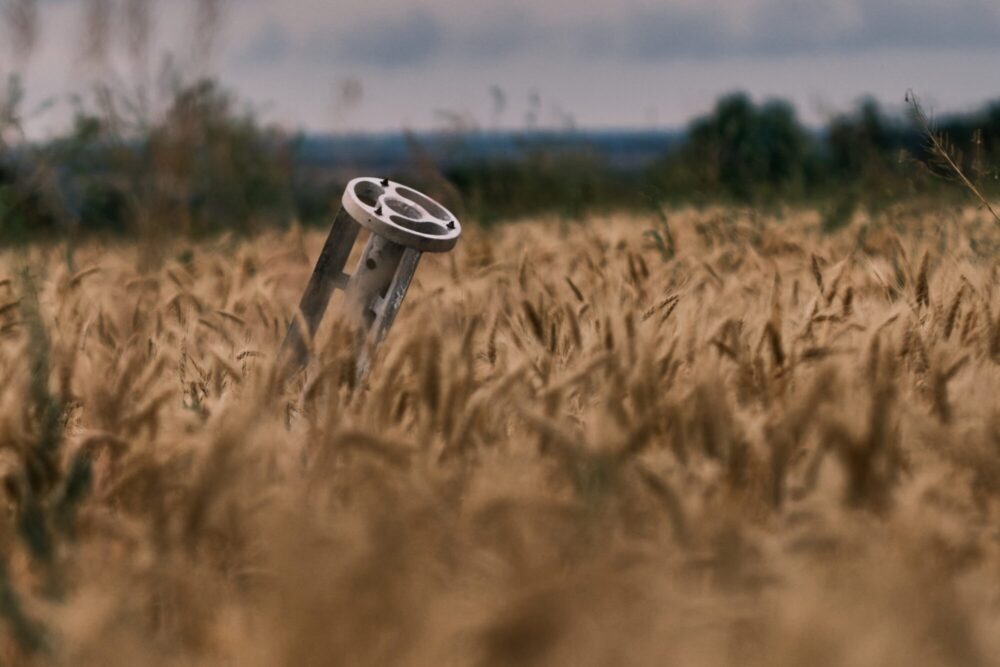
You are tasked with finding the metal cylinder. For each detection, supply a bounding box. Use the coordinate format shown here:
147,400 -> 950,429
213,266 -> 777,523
280,177 -> 461,378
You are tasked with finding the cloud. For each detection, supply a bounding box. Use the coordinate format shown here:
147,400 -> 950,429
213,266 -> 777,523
451,8 -> 550,60
745,0 -> 855,56
239,23 -> 292,66
607,7 -> 733,60
850,0 -> 1000,50
600,0 -> 1000,61
307,8 -> 445,68
231,0 -> 1000,72
291,6 -> 547,70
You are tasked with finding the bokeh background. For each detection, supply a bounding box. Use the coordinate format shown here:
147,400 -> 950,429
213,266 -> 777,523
9,0 -> 1000,134
2,0 -> 1000,237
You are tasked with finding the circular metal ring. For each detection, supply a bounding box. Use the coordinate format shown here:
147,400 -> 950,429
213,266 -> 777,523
342,177 -> 461,253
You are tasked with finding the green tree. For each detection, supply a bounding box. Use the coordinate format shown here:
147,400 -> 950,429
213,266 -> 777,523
675,93 -> 814,201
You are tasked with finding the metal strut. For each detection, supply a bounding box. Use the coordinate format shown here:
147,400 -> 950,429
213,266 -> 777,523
279,177 -> 460,379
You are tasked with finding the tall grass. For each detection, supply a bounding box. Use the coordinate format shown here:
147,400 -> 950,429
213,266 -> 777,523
0,206 -> 997,665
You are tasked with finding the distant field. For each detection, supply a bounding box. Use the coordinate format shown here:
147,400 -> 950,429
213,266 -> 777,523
0,206 -> 999,665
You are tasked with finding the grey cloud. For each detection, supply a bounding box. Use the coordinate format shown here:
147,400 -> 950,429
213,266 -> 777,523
616,7 -> 731,60
606,0 -> 1000,61
239,22 -> 292,66
236,0 -> 1000,71
295,7 -> 547,69
293,9 -> 437,68
452,8 -> 550,60
746,0 -> 853,56
313,8 -> 445,68
850,0 -> 1000,50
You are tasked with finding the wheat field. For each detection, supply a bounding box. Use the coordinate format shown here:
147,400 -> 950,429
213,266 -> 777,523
0,206 -> 998,665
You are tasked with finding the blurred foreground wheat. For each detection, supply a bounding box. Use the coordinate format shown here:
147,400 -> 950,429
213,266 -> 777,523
0,207 -> 998,666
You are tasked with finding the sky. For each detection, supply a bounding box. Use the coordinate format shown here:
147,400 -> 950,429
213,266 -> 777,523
3,0 -> 1000,137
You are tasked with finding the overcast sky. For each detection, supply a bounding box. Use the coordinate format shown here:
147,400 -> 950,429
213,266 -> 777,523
4,0 -> 1000,136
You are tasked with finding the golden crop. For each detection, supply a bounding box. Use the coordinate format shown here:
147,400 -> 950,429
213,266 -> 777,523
0,206 -> 998,666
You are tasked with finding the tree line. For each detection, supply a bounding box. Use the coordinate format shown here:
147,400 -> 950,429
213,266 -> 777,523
2,80 -> 999,239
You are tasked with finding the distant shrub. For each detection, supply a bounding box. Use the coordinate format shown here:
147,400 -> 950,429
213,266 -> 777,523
24,77 -> 298,239
144,79 -> 296,235
445,151 -> 633,223
5,74 -> 1000,241
662,93 -> 817,202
